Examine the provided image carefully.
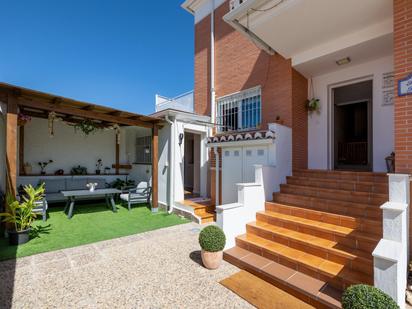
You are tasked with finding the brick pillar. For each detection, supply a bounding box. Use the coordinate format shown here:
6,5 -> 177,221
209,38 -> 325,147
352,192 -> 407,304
394,0 -> 412,173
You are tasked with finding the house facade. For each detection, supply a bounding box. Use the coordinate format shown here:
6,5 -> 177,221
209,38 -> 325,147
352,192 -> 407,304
181,0 -> 412,307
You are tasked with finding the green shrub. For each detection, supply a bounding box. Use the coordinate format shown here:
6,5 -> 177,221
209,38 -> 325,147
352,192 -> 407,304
199,225 -> 226,252
342,284 -> 399,309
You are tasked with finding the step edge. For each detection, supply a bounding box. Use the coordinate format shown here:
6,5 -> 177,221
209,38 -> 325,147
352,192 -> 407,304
280,183 -> 388,198
223,249 -> 343,309
256,211 -> 381,241
265,202 -> 382,226
246,222 -> 373,263
236,234 -> 372,285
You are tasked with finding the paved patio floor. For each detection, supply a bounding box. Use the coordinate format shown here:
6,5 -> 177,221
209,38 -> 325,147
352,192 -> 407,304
0,223 -> 253,308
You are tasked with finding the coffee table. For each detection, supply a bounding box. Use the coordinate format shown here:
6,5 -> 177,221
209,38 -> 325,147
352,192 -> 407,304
61,188 -> 122,219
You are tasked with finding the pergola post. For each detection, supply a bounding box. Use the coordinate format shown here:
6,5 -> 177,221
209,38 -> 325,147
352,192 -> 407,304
6,94 -> 18,197
151,124 -> 158,212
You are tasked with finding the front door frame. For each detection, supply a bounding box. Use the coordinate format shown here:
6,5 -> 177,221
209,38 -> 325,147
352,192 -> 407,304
183,128 -> 208,198
327,75 -> 374,170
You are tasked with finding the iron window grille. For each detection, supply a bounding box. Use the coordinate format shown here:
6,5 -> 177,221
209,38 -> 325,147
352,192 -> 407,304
216,86 -> 261,132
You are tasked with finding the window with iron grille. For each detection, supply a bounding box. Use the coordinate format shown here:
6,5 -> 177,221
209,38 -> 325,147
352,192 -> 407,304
216,86 -> 261,132
135,136 -> 151,164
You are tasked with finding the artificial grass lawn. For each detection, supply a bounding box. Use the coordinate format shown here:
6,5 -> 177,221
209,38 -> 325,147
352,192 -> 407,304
0,202 -> 189,261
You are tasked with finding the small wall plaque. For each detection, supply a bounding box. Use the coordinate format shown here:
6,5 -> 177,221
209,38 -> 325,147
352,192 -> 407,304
383,72 -> 394,89
398,74 -> 412,96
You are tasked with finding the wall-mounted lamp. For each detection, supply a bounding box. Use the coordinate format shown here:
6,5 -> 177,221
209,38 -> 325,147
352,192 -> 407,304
336,57 -> 351,66
178,133 -> 184,146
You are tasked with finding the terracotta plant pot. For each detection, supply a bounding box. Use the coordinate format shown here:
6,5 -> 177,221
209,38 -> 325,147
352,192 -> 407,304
201,249 -> 223,269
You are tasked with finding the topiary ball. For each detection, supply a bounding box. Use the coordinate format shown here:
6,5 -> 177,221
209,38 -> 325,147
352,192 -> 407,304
199,225 -> 226,252
342,284 -> 399,309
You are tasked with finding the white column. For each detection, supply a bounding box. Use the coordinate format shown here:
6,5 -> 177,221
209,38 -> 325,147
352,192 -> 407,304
373,173 -> 410,309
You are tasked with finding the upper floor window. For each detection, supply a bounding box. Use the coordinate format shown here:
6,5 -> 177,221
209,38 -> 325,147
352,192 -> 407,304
216,86 -> 261,132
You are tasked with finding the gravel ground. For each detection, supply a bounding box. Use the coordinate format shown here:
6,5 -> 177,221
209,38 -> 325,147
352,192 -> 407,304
0,222 -> 253,309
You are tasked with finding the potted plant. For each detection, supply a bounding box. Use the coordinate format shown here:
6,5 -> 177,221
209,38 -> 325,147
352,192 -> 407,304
198,225 -> 226,269
70,165 -> 87,175
38,160 -> 53,175
306,98 -> 320,114
95,159 -> 103,175
0,184 -> 45,245
74,119 -> 100,136
307,77 -> 321,115
17,113 -> 31,126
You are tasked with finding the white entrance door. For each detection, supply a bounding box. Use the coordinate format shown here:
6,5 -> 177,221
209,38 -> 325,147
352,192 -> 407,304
222,148 -> 243,204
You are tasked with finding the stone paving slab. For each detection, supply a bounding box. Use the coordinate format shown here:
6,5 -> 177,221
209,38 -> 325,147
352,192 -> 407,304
0,223 -> 253,308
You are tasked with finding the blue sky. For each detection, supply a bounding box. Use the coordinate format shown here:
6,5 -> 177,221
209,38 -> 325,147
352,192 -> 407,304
0,0 -> 194,115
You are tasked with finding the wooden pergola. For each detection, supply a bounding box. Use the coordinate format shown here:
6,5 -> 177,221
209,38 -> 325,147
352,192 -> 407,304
0,82 -> 161,210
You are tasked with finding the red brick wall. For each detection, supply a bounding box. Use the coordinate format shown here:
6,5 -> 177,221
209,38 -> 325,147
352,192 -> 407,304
194,1 -> 309,173
292,69 -> 309,169
214,2 -> 294,128
394,0 -> 412,173
194,15 -> 211,116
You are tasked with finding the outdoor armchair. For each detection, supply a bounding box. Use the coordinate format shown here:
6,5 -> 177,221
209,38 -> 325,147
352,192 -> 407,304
33,199 -> 48,221
119,181 -> 152,211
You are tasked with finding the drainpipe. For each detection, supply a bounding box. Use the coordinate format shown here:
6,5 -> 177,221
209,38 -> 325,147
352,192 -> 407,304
165,115 -> 175,213
214,146 -> 219,206
210,0 -> 216,126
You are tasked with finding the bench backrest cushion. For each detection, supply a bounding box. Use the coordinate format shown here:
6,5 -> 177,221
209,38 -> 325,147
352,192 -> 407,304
40,179 -> 66,193
66,179 -> 89,191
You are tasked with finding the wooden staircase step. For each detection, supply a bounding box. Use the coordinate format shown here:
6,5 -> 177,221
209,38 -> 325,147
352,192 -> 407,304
199,211 -> 216,224
286,176 -> 388,194
247,221 -> 373,275
265,202 -> 382,233
236,233 -> 373,290
280,184 -> 387,205
194,206 -> 215,216
256,211 -> 380,253
224,246 -> 342,309
272,192 -> 382,220
292,169 -> 387,183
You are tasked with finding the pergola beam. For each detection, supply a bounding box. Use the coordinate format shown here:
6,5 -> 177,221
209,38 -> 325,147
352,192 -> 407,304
82,104 -> 94,111
18,99 -> 155,128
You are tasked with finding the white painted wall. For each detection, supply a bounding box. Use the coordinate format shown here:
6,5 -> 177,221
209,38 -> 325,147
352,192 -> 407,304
308,55 -> 394,172
217,165 -> 266,249
24,118 -> 118,175
23,118 -> 152,182
220,123 -> 292,204
156,114 -> 210,208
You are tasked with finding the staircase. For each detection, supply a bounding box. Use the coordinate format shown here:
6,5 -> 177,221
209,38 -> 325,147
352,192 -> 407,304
224,169 -> 388,308
175,197 -> 216,224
